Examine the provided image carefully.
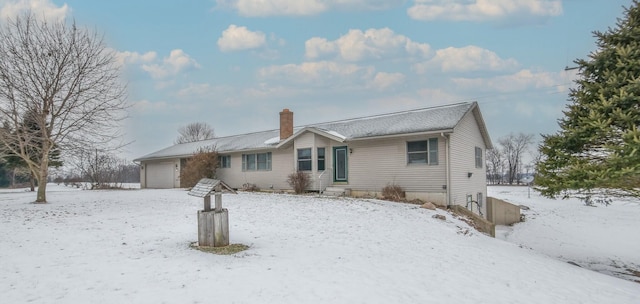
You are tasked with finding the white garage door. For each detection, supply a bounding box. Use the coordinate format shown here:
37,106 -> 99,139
146,162 -> 175,188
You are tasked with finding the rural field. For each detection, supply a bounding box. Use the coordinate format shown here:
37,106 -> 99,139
1,184 -> 639,304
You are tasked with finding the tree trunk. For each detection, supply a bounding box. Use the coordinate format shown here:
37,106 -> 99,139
30,173 -> 35,192
36,179 -> 47,203
11,168 -> 16,188
35,151 -> 50,203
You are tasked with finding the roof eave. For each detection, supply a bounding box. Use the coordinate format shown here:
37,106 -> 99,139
470,103 -> 494,149
276,127 -> 346,148
348,129 -> 454,141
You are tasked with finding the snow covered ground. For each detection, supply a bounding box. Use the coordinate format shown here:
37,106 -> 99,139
1,184 -> 639,304
489,185 -> 640,283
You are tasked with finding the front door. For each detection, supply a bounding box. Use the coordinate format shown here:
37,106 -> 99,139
333,146 -> 348,182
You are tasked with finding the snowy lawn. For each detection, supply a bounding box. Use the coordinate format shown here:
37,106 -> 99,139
489,185 -> 640,283
1,184 -> 639,304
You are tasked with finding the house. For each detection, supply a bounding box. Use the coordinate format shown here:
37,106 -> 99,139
134,102 -> 493,215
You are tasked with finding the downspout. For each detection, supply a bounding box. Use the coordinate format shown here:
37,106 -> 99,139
442,132 -> 451,207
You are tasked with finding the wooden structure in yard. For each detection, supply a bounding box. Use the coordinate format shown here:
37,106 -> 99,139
188,178 -> 236,247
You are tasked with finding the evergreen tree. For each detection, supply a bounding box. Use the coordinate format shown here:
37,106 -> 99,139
1,113 -> 62,189
536,1 -> 640,204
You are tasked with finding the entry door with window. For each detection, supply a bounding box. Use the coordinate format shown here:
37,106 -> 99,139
333,146 -> 348,182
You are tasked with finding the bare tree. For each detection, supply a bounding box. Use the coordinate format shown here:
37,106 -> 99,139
0,14 -> 127,202
179,146 -> 218,188
485,148 -> 504,185
73,148 -> 118,189
175,122 -> 215,144
498,133 -> 534,185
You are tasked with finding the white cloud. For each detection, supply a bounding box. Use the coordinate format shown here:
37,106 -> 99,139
175,82 -> 300,107
0,0 -> 69,22
258,61 -> 407,93
408,0 -> 562,22
414,45 -> 519,74
259,61 -> 372,84
218,0 -> 326,17
369,72 -> 405,90
131,99 -> 168,112
114,50 -> 157,67
305,28 -> 430,62
415,88 -> 465,103
141,49 -> 200,79
451,69 -> 566,92
216,0 -> 403,17
218,24 -> 267,52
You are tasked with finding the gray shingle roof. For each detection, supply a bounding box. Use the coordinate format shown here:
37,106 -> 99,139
134,102 -> 482,162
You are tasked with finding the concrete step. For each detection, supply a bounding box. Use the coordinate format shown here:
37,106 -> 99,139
323,186 -> 349,196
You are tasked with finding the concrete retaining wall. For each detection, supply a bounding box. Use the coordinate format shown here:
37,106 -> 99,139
451,205 -> 495,237
487,197 -> 521,226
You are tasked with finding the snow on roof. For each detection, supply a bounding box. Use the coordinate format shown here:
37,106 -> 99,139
326,130 -> 346,140
135,102 -> 475,162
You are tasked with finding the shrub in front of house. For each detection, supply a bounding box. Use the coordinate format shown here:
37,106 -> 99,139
242,183 -> 260,192
180,148 -> 219,188
287,171 -> 311,194
382,183 -> 405,201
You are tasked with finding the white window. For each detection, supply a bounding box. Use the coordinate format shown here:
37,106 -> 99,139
407,138 -> 438,165
242,152 -> 271,171
220,155 -> 231,168
297,148 -> 312,171
317,147 -> 325,171
475,147 -> 483,168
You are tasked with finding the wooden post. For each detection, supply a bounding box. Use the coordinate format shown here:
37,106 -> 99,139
197,209 -> 229,247
215,193 -> 222,212
213,209 -> 229,246
214,184 -> 222,212
204,195 -> 211,212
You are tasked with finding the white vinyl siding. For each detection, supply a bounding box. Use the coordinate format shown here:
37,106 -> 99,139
294,132 -> 324,190
217,148 -> 293,190
449,108 -> 488,216
346,135 -> 446,195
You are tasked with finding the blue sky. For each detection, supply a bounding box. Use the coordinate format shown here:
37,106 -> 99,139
0,0 -> 632,160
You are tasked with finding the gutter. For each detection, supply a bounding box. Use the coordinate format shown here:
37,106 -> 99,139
443,132 -> 451,207
348,129 -> 455,142
134,147 -> 282,163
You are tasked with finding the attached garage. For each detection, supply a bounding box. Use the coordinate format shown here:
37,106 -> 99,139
144,161 -> 177,188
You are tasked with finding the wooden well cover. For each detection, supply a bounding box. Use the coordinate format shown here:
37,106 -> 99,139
187,178 -> 236,198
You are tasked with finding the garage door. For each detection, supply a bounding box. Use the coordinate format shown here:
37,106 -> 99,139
146,162 -> 175,188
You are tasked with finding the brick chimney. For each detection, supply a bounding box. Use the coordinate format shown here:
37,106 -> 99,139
280,108 -> 293,140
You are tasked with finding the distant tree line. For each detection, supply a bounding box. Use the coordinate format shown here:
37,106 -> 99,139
1,149 -> 139,189
486,133 -> 536,185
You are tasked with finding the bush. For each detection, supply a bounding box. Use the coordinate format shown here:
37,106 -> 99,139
242,183 -> 259,192
287,171 -> 311,194
180,147 -> 218,188
382,183 -> 405,201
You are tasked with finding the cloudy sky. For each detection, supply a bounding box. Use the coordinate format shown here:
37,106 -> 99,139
0,0 -> 632,160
